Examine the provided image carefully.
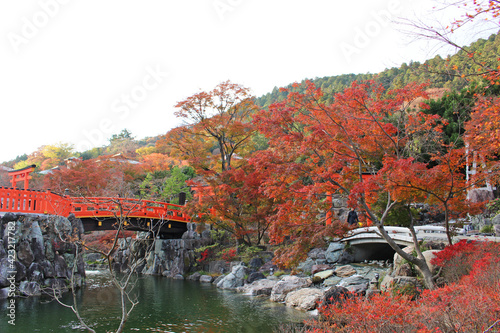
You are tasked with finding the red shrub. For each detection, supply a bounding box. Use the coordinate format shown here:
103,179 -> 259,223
309,241 -> 500,333
310,293 -> 422,332
221,248 -> 237,262
198,248 -> 212,263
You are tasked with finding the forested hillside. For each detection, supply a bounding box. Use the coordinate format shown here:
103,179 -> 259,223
256,32 -> 500,108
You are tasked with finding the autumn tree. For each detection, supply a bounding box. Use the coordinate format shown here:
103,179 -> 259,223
107,129 -> 140,157
14,143 -> 75,171
464,95 -> 500,189
173,80 -> 258,172
168,81 -> 275,246
187,162 -> 276,246
44,159 -> 131,197
156,126 -> 215,171
252,80 -> 485,288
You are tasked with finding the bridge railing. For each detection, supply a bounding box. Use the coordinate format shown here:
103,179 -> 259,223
0,187 -> 72,216
69,197 -> 190,222
343,225 -> 469,244
0,187 -> 190,222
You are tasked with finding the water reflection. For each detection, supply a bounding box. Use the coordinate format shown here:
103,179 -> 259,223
0,272 -> 311,332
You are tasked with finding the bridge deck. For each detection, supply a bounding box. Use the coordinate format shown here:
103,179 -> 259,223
342,226 -> 500,245
0,187 -> 190,235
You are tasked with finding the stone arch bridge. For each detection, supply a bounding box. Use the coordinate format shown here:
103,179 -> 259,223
341,226 -> 499,261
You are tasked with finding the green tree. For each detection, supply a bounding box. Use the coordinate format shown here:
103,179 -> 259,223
162,166 -> 194,204
107,129 -> 139,156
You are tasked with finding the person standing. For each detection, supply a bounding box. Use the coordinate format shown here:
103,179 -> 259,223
347,207 -> 359,226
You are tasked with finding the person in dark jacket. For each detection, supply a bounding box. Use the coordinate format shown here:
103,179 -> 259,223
347,207 -> 359,225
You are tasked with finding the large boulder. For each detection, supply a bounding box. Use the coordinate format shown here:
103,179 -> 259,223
308,248 -> 326,260
381,275 -> 423,292
415,250 -> 440,276
30,221 -> 44,251
39,260 -> 55,278
28,263 -> 44,282
17,240 -> 34,267
312,269 -> 334,283
335,265 -> 356,277
53,254 -> 69,279
393,246 -> 415,267
322,286 -> 352,305
0,240 -> 6,258
296,258 -> 315,273
216,264 -> 249,290
311,264 -> 332,275
337,251 -> 355,264
338,275 -> 369,294
0,258 -> 11,288
19,281 -> 41,296
238,278 -> 278,296
270,275 -> 311,302
380,275 -> 394,292
393,263 -> 413,277
199,275 -> 213,283
246,272 -> 266,284
85,253 -> 104,262
208,260 -> 230,275
212,274 -> 225,286
323,276 -> 343,287
259,261 -> 278,274
392,276 -> 423,292
0,287 -> 9,299
285,288 -> 325,311
325,242 -> 344,263
15,261 -> 26,282
248,257 -> 264,270
468,188 -> 494,203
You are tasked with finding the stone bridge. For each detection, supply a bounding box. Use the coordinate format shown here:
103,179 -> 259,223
339,225 -> 500,262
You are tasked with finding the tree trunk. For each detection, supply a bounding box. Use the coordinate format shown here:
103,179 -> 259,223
375,224 -> 436,290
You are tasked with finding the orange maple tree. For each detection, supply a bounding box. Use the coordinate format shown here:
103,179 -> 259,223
173,80 -> 258,172
251,80 -> 486,288
187,162 -> 275,246
43,159 -> 134,197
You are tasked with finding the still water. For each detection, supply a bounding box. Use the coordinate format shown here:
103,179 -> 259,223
1,271 -> 311,332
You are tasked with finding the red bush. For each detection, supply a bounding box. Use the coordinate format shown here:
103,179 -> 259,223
198,248 -> 212,263
309,241 -> 500,332
221,248 -> 237,262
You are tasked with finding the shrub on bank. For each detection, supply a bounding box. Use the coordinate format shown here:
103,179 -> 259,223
306,241 -> 500,332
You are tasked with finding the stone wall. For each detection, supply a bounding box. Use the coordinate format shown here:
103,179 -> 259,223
0,213 -> 85,298
111,223 -> 212,278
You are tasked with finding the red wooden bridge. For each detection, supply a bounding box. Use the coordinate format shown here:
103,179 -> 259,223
0,187 -> 190,237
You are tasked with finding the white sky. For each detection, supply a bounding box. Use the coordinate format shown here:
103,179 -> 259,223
0,0 -> 495,163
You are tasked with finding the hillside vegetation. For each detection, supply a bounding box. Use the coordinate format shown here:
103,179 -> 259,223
256,32 -> 500,107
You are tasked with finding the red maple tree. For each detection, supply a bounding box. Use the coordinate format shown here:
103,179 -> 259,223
251,80 -> 485,288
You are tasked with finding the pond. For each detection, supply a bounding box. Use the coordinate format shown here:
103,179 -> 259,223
0,271 -> 312,332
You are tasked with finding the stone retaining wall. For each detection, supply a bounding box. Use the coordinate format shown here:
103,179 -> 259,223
0,213 -> 85,298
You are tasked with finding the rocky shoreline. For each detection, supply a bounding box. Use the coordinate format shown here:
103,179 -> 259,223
1,214 -> 443,314
93,222 -> 445,313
